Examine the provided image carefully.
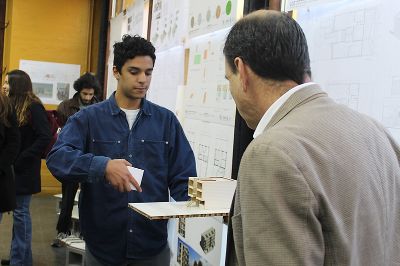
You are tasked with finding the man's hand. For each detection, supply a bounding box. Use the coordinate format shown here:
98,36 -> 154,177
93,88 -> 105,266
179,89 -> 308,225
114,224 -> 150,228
104,159 -> 142,193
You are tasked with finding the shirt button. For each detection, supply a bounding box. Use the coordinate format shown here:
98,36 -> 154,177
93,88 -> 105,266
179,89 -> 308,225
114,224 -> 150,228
129,229 -> 133,233
129,154 -> 132,158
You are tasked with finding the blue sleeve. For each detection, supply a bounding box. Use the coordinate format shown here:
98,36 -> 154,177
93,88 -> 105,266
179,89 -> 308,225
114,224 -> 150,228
46,110 -> 109,183
167,116 -> 197,201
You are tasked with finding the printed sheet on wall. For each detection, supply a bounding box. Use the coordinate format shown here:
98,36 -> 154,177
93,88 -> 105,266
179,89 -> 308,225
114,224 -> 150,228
295,0 -> 400,144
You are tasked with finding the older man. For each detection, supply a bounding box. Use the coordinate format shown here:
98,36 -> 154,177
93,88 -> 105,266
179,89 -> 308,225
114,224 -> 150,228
224,10 -> 400,266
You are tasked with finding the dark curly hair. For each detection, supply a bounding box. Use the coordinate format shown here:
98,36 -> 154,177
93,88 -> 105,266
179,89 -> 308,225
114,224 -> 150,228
223,10 -> 311,85
113,34 -> 156,73
73,72 -> 101,94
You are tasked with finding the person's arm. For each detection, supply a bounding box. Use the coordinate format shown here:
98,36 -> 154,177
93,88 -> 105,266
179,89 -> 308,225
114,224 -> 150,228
0,112 -> 20,168
167,117 -> 197,201
236,143 -> 324,265
47,109 -> 142,192
56,101 -> 68,128
46,110 -> 109,183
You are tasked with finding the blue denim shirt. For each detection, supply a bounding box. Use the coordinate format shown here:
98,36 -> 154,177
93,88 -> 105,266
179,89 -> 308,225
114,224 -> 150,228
46,94 -> 196,265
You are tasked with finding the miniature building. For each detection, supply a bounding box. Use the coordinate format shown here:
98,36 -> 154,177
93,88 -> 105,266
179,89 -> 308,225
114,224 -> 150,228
188,177 -> 236,209
177,241 -> 189,266
200,227 -> 215,254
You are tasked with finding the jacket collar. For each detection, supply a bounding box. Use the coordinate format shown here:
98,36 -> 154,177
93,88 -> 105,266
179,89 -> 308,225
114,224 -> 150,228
265,84 -> 327,131
71,92 -> 99,106
108,92 -> 152,116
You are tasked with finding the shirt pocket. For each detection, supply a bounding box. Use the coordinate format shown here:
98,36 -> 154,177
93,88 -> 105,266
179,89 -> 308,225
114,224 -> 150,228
138,139 -> 169,171
91,139 -> 123,159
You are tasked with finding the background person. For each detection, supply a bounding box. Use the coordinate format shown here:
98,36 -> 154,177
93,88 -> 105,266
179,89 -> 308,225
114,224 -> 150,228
223,10 -> 400,266
3,69 -> 51,266
0,91 -> 20,221
51,72 -> 100,247
47,35 -> 197,266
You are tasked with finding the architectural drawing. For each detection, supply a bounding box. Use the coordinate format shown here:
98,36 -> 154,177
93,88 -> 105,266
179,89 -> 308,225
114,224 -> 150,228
197,144 -> 210,177
311,8 -> 376,60
327,82 -> 360,111
382,99 -> 400,129
150,0 -> 188,51
391,76 -> 400,97
213,148 -> 227,176
393,12 -> 400,40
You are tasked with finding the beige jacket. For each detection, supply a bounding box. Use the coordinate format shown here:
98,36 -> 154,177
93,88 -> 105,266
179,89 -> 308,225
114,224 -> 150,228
228,84 -> 400,265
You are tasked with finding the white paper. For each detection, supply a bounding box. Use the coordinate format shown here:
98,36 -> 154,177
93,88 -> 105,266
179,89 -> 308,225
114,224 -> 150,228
127,166 -> 144,190
147,47 -> 185,112
284,0 -> 340,11
296,0 -> 400,144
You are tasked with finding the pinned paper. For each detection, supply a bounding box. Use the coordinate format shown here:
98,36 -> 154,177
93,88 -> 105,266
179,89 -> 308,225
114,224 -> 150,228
127,166 -> 144,191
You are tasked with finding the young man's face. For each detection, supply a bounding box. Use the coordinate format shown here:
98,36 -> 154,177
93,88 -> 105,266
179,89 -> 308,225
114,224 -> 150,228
114,56 -> 153,102
2,75 -> 10,96
79,88 -> 95,105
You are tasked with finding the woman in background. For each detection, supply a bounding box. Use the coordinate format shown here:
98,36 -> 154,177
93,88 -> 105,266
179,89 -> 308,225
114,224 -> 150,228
0,91 -> 20,221
2,70 -> 51,266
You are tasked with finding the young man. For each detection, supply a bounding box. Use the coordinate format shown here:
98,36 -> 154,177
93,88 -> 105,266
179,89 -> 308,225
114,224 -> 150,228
51,72 -> 100,247
224,10 -> 400,265
46,35 -> 196,265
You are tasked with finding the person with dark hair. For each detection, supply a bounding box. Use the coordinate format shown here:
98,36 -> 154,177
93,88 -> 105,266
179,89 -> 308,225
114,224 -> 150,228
0,91 -> 20,219
56,72 -> 100,126
1,69 -> 51,266
47,35 -> 196,265
51,72 -> 100,247
224,10 -> 400,265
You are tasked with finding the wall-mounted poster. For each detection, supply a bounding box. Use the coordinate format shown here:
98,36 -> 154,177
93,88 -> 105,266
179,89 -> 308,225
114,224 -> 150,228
126,0 -> 146,37
150,0 -> 189,51
19,60 -> 80,105
188,0 -> 243,38
295,0 -> 400,143
147,47 -> 185,112
106,12 -> 127,98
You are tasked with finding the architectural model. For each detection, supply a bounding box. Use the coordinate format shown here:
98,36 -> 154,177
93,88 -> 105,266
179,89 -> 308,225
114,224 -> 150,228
188,177 -> 236,209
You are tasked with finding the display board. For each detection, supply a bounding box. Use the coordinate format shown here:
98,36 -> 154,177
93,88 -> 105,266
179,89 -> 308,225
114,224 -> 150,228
188,0 -> 240,38
105,0 -> 148,98
19,60 -> 80,105
183,28 -> 236,178
126,0 -> 145,37
150,0 -> 189,51
295,0 -> 400,144
106,12 -> 127,98
147,47 -> 185,112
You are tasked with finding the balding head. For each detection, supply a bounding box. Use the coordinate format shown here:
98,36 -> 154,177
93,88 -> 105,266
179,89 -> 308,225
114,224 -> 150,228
223,9 -> 311,85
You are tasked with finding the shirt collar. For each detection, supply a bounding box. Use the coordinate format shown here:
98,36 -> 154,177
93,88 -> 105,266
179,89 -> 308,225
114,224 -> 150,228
253,82 -> 315,139
108,92 -> 152,116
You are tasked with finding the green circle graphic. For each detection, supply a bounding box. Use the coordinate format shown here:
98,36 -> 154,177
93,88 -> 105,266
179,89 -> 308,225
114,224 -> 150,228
226,0 -> 232,15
